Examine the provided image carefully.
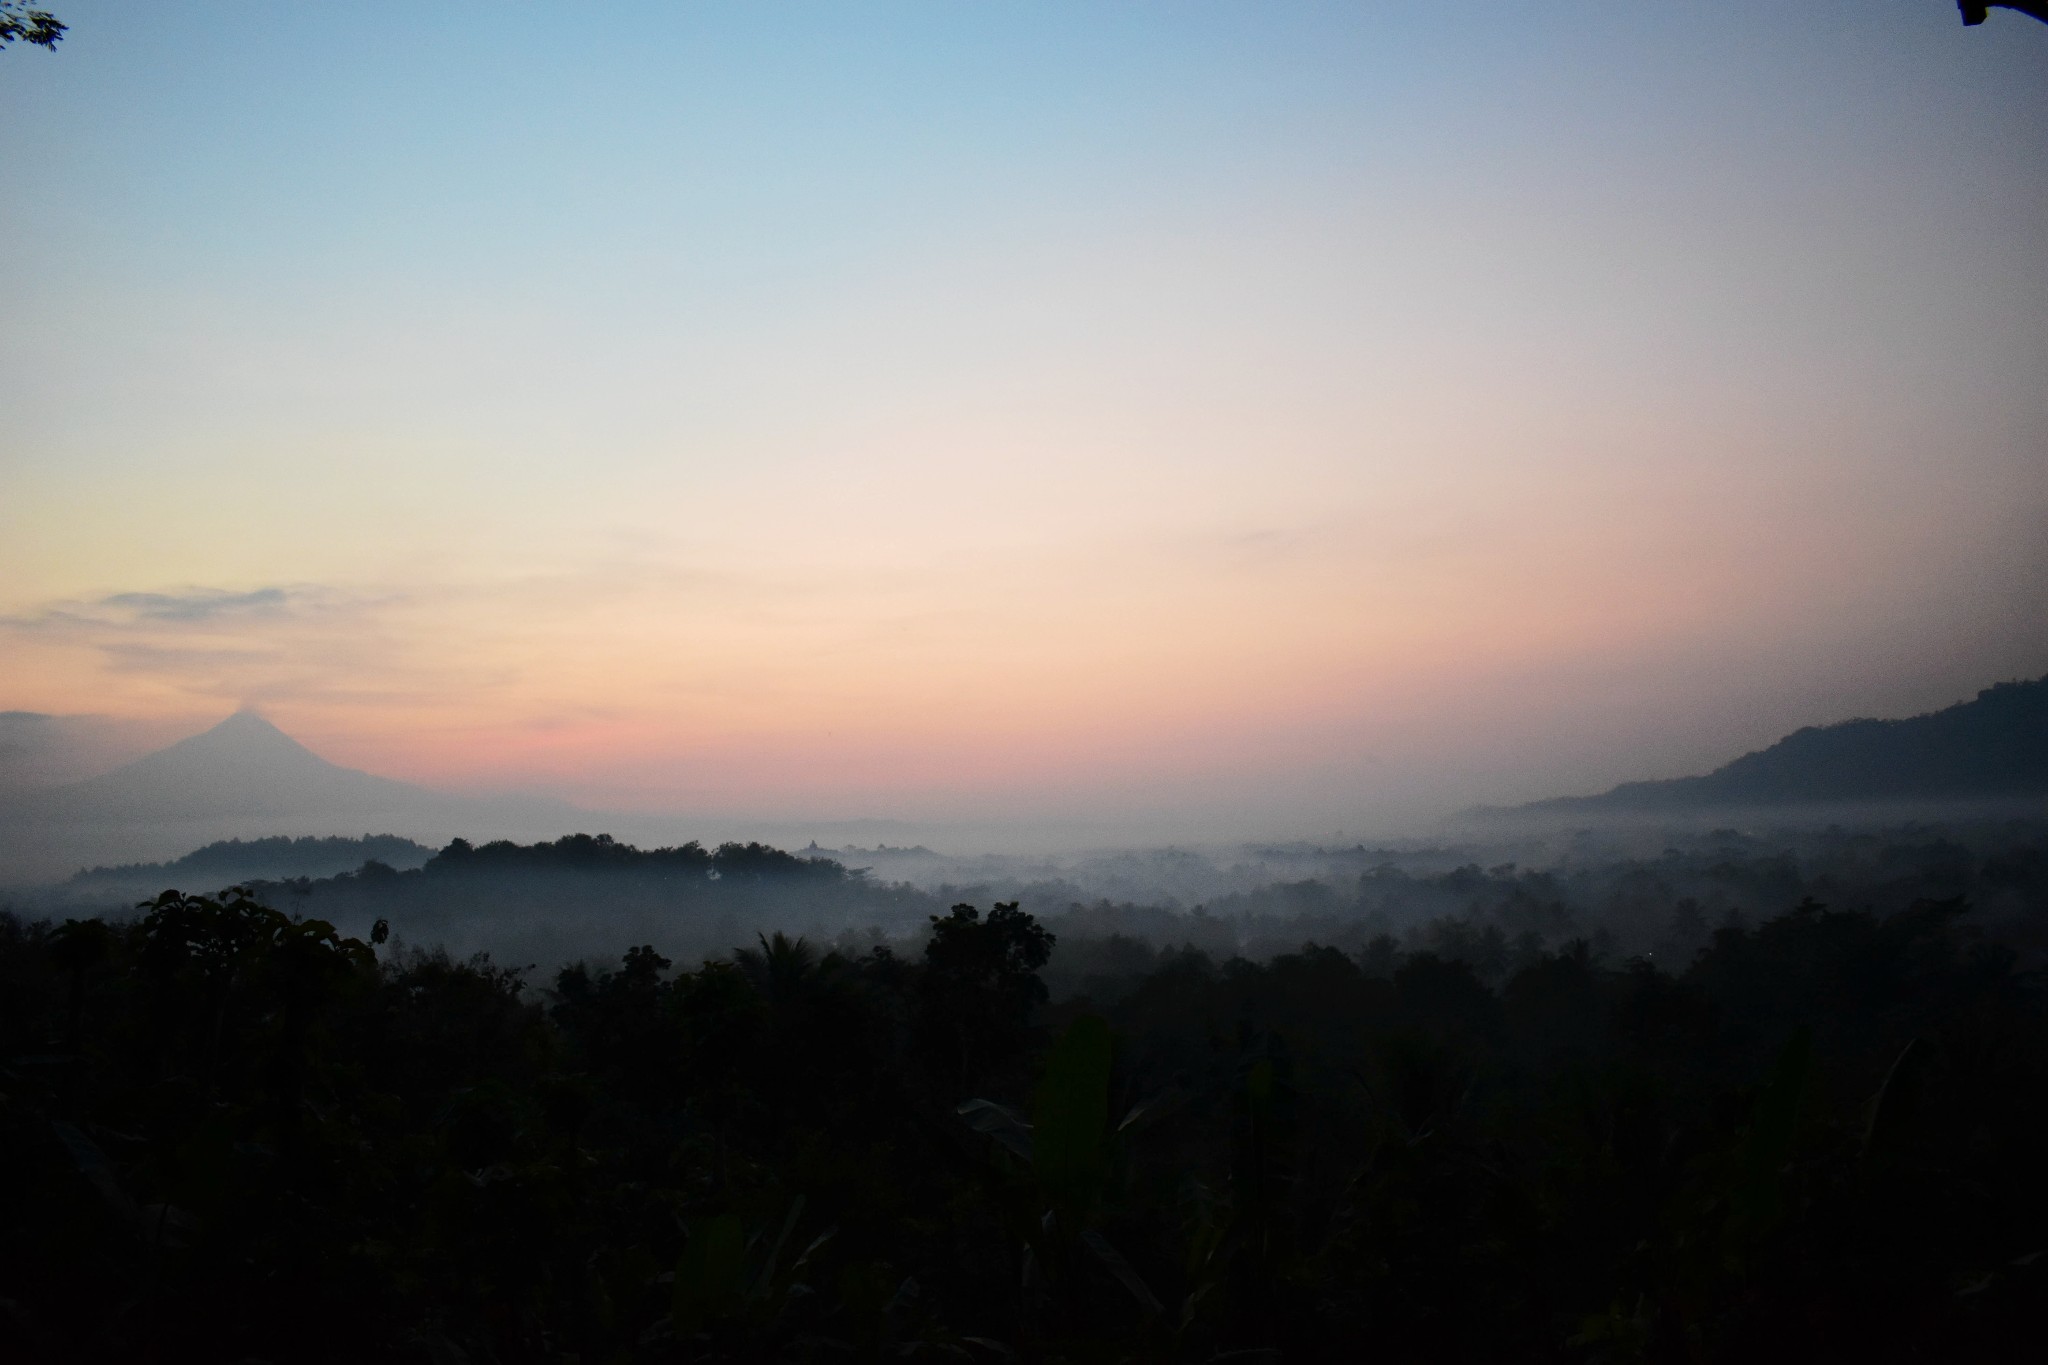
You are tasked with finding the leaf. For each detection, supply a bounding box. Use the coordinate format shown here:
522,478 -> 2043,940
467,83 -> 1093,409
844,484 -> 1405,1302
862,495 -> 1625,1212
1861,1036 -> 1922,1159
140,1202 -> 199,1250
749,1195 -> 805,1300
883,1274 -> 921,1315
789,1225 -> 837,1279
957,1098 -> 1034,1162
1115,1084 -> 1190,1136
960,1337 -> 1017,1357
50,1120 -> 137,1224
1081,1229 -> 1163,1316
421,1335 -> 472,1365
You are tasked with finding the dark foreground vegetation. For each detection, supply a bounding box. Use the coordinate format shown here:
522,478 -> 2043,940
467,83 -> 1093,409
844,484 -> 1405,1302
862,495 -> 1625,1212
4,878 -> 2045,1363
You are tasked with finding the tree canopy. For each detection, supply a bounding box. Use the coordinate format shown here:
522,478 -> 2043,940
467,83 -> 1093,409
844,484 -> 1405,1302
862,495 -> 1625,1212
5,880 -> 2044,1360
0,3 -> 63,51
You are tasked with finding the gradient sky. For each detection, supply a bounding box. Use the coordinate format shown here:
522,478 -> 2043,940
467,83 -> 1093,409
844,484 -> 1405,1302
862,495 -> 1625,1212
3,1 -> 2045,837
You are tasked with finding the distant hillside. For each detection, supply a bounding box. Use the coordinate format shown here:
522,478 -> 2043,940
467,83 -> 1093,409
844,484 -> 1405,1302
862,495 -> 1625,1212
1521,677 -> 2048,815
69,834 -> 436,889
37,709 -> 439,821
16,707 -> 580,829
0,711 -> 169,791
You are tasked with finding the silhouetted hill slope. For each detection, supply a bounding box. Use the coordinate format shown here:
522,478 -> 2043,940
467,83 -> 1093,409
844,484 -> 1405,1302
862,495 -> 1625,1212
1523,677 -> 2048,813
0,711 -> 153,790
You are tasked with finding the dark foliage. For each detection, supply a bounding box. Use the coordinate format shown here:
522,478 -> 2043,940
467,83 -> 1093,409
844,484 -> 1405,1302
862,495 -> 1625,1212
192,833 -> 935,972
1961,1 -> 2048,25
0,2 -> 63,51
3,874 -> 2044,1362
68,833 -> 436,886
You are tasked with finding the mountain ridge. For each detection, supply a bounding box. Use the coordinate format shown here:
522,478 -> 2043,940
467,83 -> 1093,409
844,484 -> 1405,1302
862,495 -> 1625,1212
41,708 -> 442,820
1505,676 -> 2048,816
0,710 -> 587,884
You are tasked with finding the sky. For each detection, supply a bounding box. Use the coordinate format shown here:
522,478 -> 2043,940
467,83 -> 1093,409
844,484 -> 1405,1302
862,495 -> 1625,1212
2,1 -> 2045,839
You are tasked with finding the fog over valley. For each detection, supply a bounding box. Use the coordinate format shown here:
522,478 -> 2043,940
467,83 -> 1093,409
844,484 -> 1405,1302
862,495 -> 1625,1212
8,679 -> 2044,981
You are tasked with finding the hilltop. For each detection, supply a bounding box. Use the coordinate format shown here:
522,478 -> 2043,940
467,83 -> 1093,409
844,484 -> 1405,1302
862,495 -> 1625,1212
1510,676 -> 2048,817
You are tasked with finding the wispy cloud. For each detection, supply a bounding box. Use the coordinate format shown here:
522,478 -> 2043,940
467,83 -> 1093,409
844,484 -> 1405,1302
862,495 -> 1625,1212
97,587 -> 290,622
0,565 -> 787,720
4,585 -> 307,634
0,583 -> 441,707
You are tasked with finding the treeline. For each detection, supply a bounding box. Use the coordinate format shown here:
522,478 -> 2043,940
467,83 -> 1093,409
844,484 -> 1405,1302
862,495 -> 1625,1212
68,833 -> 436,885
25,823 -> 2048,980
430,832 -> 849,879
239,833 -> 938,968
3,885 -> 2043,1361
1027,819 -> 2048,982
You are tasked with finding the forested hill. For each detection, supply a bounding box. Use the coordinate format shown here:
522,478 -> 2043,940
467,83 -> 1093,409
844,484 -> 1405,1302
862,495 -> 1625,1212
227,833 -> 935,968
69,834 -> 435,886
1523,676 -> 2048,814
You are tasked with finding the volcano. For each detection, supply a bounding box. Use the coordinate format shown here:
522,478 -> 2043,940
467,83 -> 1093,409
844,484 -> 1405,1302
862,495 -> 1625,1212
38,709 -> 438,821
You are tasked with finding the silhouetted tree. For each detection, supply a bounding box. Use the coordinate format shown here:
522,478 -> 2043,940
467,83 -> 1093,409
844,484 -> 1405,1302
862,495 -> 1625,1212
1961,1 -> 2048,25
0,2 -> 63,51
917,901 -> 1055,1092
